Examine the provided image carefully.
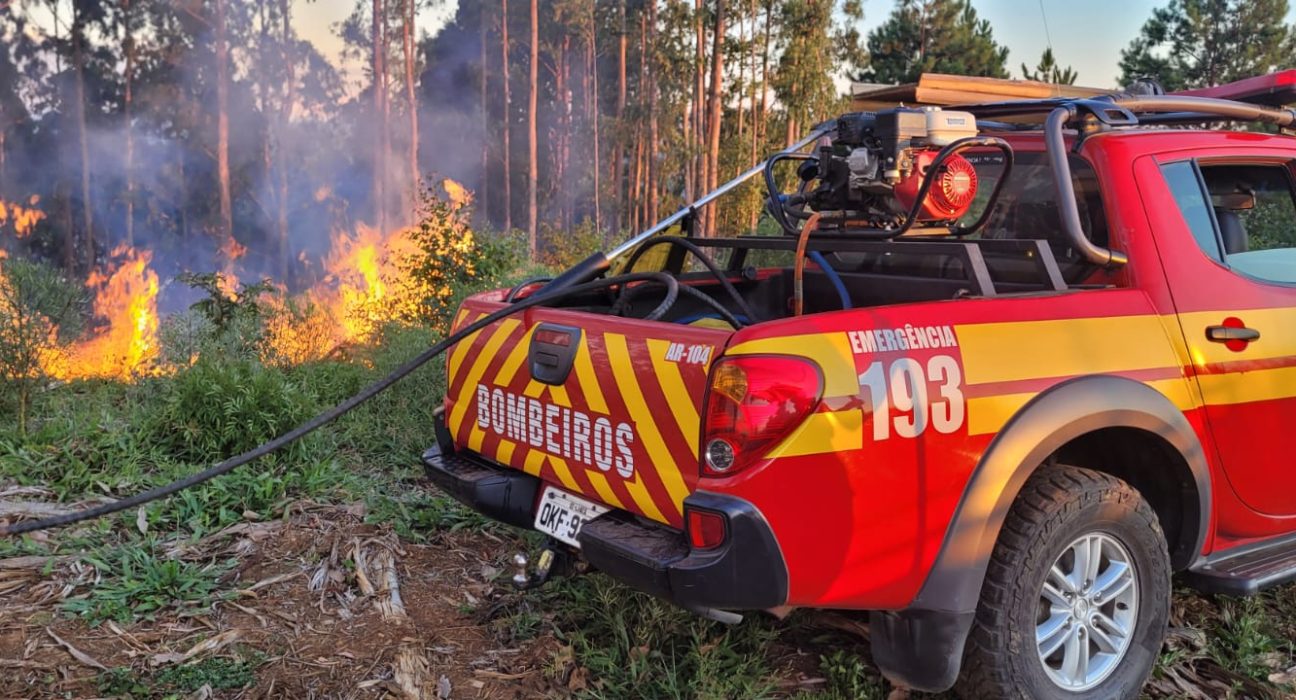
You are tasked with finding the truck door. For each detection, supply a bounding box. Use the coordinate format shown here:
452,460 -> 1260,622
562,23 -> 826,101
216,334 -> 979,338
1153,155 -> 1296,516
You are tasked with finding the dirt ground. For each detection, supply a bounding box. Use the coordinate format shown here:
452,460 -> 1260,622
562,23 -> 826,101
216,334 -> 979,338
0,504 -> 578,699
3,501 -> 1289,699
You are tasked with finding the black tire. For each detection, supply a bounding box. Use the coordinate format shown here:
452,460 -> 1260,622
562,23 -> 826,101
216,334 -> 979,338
956,465 -> 1171,700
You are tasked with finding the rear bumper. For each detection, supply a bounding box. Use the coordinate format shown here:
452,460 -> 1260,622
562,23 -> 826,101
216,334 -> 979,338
422,434 -> 787,611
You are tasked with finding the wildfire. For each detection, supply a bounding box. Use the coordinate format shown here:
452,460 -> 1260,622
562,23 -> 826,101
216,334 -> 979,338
442,178 -> 470,208
263,178 -> 472,364
49,246 -> 161,382
3,178 -> 475,378
0,196 -> 45,238
264,223 -> 419,364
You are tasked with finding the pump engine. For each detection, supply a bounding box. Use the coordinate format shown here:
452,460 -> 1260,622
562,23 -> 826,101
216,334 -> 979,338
774,107 -> 983,233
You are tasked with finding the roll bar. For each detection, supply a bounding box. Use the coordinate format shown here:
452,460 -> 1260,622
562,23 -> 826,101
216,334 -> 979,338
1034,95 -> 1296,267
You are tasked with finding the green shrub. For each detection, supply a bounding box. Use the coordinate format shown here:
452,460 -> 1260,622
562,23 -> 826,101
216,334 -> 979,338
397,186 -> 528,333
0,258 -> 84,433
539,219 -> 603,271
99,654 -> 261,697
160,273 -> 275,365
813,649 -> 886,700
144,357 -> 318,463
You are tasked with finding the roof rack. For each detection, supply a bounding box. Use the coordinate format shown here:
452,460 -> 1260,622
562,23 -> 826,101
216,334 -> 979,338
963,94 -> 1296,131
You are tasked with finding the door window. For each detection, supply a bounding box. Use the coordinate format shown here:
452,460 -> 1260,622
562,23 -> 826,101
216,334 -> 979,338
1162,161 -> 1296,284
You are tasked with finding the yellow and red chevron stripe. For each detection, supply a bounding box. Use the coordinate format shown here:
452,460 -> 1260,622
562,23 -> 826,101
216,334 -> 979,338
445,306 -> 726,527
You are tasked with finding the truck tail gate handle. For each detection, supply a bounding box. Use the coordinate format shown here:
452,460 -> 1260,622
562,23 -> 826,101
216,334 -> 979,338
529,323 -> 583,386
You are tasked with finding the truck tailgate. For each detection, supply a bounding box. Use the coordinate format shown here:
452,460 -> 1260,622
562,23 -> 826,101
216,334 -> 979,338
444,296 -> 731,527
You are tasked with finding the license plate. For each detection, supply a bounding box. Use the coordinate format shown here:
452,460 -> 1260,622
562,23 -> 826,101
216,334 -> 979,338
534,486 -> 609,548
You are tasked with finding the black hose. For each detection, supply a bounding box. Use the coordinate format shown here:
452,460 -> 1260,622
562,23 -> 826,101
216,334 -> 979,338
763,153 -> 818,235
612,279 -> 745,329
0,271 -> 679,536
505,277 -> 553,302
620,236 -> 759,322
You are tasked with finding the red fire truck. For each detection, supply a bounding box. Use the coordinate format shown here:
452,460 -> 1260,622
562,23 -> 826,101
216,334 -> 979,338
427,72 -> 1296,698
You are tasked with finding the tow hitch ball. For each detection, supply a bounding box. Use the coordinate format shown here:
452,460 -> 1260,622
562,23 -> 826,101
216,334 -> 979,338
510,546 -> 560,590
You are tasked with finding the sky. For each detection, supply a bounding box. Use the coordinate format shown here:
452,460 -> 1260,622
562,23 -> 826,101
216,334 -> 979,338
862,0 -> 1288,88
23,0 -> 1296,91
295,0 -> 1296,90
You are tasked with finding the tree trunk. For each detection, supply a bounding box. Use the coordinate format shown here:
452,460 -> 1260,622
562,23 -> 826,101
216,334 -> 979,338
527,0 -> 538,257
759,0 -> 771,147
693,0 -> 705,208
73,4 -> 94,267
61,184 -> 74,274
279,0 -> 293,282
558,36 -> 570,230
259,1 -> 272,235
736,3 -> 746,142
123,0 -> 135,247
646,0 -> 658,226
215,0 -> 234,259
178,155 -> 189,242
406,0 -> 420,219
478,1 -> 488,217
589,5 -> 601,236
750,0 -> 767,231
0,130 -> 6,205
373,0 -> 388,234
704,0 -> 726,236
500,0 -> 512,232
615,0 -> 627,232
631,120 -> 644,231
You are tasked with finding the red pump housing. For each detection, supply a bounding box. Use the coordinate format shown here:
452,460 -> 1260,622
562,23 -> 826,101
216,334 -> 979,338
893,151 -> 979,221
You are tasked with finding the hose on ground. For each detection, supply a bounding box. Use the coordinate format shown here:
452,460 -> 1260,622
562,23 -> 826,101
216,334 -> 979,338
0,272 -> 680,536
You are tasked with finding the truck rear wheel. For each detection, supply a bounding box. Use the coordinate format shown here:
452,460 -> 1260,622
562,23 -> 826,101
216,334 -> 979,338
956,465 -> 1170,699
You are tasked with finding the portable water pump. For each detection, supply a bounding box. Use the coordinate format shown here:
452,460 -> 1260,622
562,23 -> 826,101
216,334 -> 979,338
766,107 -> 1013,238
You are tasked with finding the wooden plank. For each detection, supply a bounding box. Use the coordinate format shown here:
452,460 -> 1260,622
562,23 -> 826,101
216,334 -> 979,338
851,73 -> 1109,111
921,73 -> 1107,99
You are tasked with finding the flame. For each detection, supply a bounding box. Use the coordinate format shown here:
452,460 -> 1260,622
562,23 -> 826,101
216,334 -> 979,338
264,222 -> 420,364
220,235 -> 247,262
216,271 -> 241,301
442,179 -> 470,208
3,178 -> 478,377
51,246 -> 160,381
0,195 -> 45,238
260,174 -> 476,364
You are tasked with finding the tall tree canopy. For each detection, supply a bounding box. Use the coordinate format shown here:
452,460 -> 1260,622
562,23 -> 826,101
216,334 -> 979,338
1021,48 -> 1077,85
861,0 -> 1009,84
1118,0 -> 1296,90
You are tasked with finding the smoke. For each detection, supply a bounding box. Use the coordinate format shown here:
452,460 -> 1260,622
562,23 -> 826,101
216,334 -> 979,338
2,3 -> 486,315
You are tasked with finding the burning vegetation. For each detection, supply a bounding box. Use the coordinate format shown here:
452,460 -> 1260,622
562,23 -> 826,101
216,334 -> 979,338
0,197 -> 45,239
0,179 -> 484,386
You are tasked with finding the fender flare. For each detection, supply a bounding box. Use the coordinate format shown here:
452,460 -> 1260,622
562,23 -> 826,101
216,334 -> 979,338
912,374 -> 1212,614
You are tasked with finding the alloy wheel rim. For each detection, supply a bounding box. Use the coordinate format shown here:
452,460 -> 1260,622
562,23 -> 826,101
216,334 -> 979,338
1035,531 -> 1139,691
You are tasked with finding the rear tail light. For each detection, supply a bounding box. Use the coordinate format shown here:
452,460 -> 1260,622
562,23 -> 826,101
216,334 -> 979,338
701,356 -> 822,477
686,509 -> 727,549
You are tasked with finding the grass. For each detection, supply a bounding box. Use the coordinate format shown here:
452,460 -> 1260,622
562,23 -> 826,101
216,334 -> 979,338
98,654 -> 263,697
540,575 -> 781,699
62,543 -> 234,625
0,318 -> 447,625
